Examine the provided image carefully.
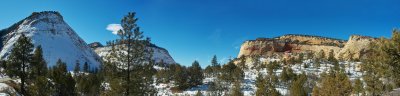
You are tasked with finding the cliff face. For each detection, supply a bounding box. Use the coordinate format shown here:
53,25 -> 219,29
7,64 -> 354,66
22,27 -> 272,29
237,34 -> 376,60
337,35 -> 377,60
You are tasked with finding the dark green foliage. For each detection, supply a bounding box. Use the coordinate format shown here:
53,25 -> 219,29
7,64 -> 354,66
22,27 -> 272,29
256,74 -> 281,96
313,71 -> 352,96
353,78 -> 364,96
230,80 -> 243,96
30,46 -> 47,78
76,73 -> 102,96
49,59 -> 77,96
188,61 -> 204,87
173,64 -> 189,90
73,60 -> 80,75
220,61 -> 244,83
105,12 -> 156,96
28,45 -> 51,96
5,34 -> 33,95
290,73 -> 308,96
195,90 -> 202,96
211,55 -> 221,76
361,30 -> 400,95
83,62 -> 89,73
255,74 -> 267,96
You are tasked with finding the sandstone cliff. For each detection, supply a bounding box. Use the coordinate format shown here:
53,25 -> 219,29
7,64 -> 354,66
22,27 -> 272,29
237,34 -> 376,61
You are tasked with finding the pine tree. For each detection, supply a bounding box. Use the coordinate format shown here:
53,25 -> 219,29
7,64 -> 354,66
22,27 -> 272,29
353,78 -> 364,96
266,74 -> 281,96
211,55 -> 220,76
74,60 -> 80,75
255,74 -> 267,96
174,64 -> 189,90
28,45 -> 51,96
327,49 -> 335,63
220,60 -> 244,83
189,60 -> 203,87
290,73 -> 307,96
83,62 -> 89,73
49,59 -> 77,96
195,90 -> 202,96
107,12 -> 156,96
313,71 -> 352,96
361,30 -> 400,95
298,53 -> 304,63
5,34 -> 34,95
318,50 -> 325,61
30,46 -> 47,78
230,80 -> 243,96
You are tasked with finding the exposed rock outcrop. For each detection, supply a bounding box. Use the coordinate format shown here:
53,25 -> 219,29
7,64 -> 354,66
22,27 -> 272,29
237,34 -> 377,61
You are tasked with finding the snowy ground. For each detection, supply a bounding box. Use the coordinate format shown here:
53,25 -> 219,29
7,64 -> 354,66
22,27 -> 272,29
155,59 -> 364,96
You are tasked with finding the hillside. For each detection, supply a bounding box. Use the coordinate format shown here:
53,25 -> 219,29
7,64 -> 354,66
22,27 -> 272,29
0,11 -> 101,70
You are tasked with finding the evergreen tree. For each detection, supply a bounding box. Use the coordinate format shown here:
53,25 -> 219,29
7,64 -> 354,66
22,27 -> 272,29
77,73 -> 102,96
5,34 -> 33,95
174,64 -> 189,90
83,62 -> 89,73
189,61 -> 203,87
327,49 -> 335,62
195,90 -> 202,96
353,78 -> 364,96
211,55 -> 220,76
28,45 -> 51,96
107,12 -> 156,96
49,59 -> 77,96
318,50 -> 325,61
362,30 -> 400,95
255,74 -> 267,96
290,73 -> 307,96
230,80 -> 243,96
313,71 -> 352,96
74,60 -> 80,75
30,45 -> 47,78
220,60 -> 244,83
298,53 -> 304,63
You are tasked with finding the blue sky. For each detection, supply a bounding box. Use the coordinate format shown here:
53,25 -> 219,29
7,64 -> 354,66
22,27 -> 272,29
0,0 -> 399,67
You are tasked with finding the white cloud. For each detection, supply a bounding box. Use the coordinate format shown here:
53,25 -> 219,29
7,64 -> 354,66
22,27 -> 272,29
106,24 -> 122,35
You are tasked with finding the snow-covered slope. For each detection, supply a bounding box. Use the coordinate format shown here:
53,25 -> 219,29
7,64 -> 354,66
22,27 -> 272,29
0,11 -> 101,70
92,43 -> 176,64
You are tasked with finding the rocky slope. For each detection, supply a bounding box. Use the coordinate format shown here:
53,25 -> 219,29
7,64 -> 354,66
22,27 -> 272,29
91,43 -> 176,64
0,11 -> 101,70
237,34 -> 376,61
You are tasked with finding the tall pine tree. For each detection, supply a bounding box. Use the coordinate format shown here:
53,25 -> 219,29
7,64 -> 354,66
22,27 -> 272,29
107,12 -> 156,95
5,34 -> 33,95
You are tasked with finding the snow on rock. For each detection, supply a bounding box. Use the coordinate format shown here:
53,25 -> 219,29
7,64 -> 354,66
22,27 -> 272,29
92,43 -> 176,64
0,11 -> 101,70
0,83 -> 18,96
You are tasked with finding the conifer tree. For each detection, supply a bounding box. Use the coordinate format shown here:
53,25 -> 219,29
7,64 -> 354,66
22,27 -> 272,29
30,45 -> 47,78
83,62 -> 89,73
290,73 -> 307,96
174,64 -> 189,90
353,78 -> 364,96
313,71 -> 352,96
189,60 -> 203,87
319,50 -> 325,60
231,80 -> 243,96
255,74 -> 267,96
211,55 -> 220,76
195,90 -> 202,96
5,34 -> 33,95
49,59 -> 77,96
327,49 -> 335,63
107,12 -> 156,95
28,45 -> 51,96
74,60 -> 80,75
